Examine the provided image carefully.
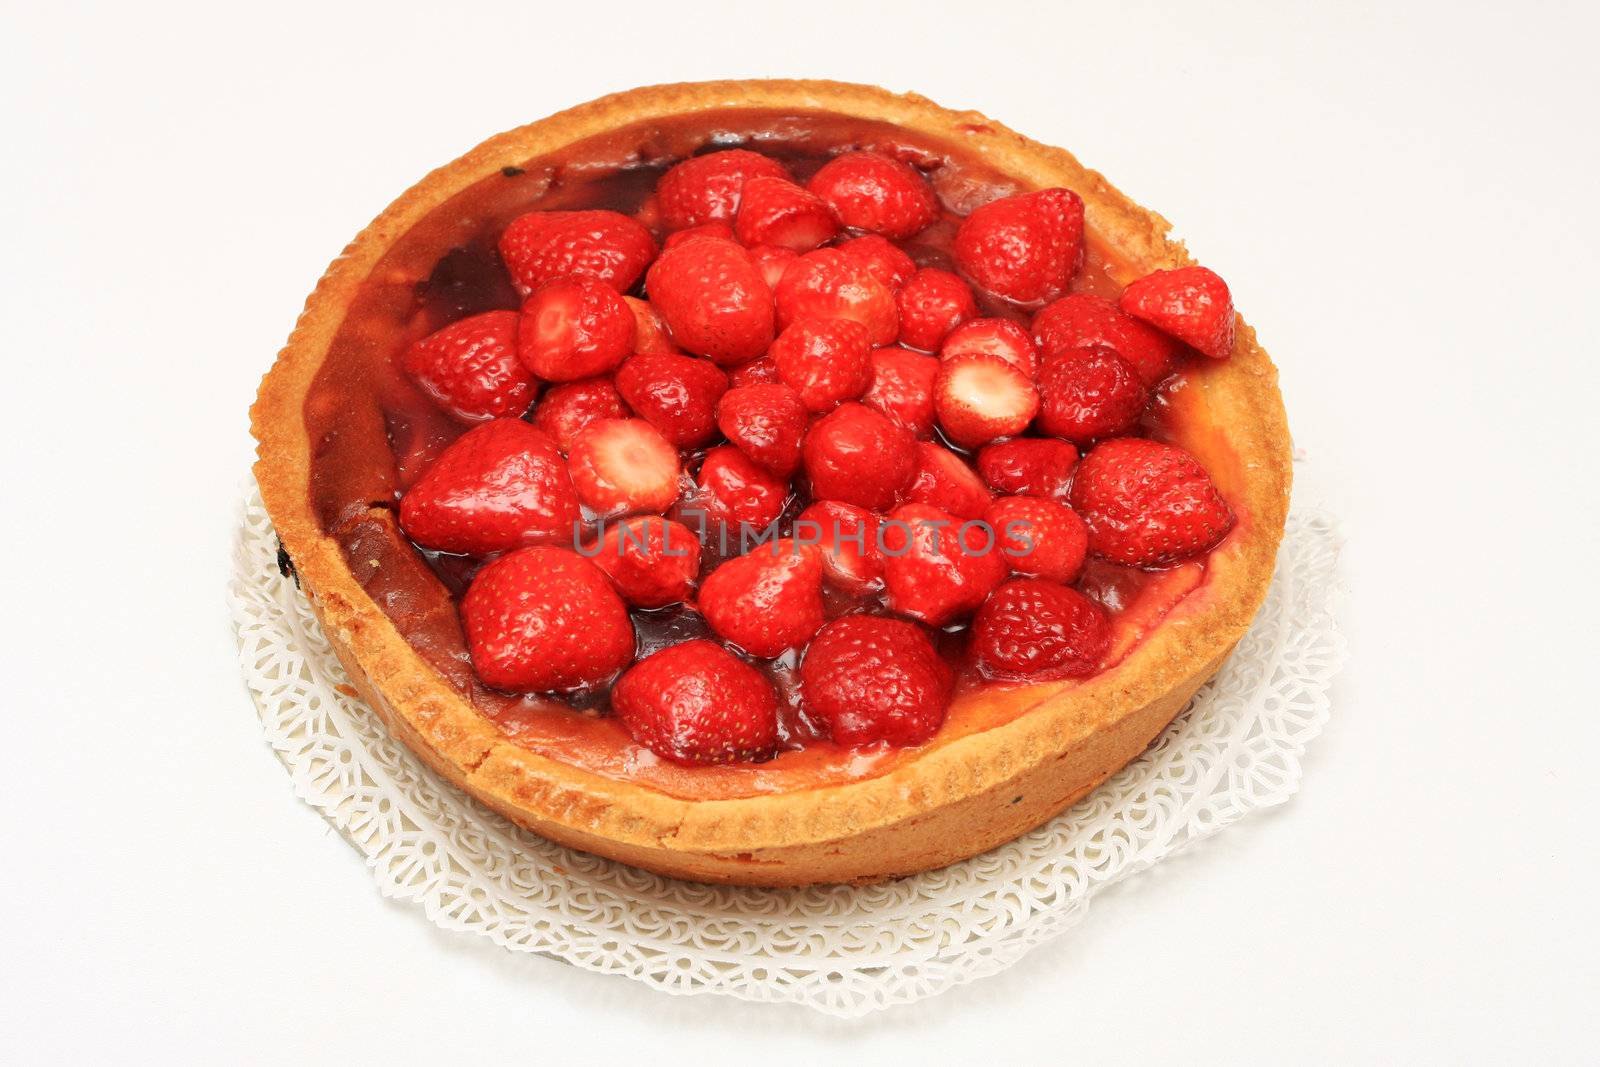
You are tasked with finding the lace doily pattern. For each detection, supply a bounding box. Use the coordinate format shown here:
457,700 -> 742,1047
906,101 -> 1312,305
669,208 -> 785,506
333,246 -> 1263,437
229,485 -> 1344,1017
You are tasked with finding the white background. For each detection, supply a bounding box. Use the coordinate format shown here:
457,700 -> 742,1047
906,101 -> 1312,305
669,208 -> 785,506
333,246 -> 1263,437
2,1 -> 1597,1062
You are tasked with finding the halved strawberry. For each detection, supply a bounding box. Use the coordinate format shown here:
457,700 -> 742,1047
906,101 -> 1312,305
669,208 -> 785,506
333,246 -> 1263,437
975,438 -> 1079,501
566,418 -> 682,516
645,238 -> 775,365
517,277 -> 635,381
401,310 -> 536,423
837,234 -> 917,291
1070,437 -> 1234,567
770,316 -> 873,412
933,352 -> 1040,448
774,247 -> 899,346
399,418 -> 579,556
862,346 -> 940,438
612,641 -> 780,765
985,495 -> 1089,583
530,376 -> 630,454
694,445 -> 791,529
973,578 -> 1109,679
1118,265 -> 1236,359
800,615 -> 951,746
794,500 -> 884,592
905,440 -> 992,519
939,317 -> 1040,378
897,268 -> 978,352
880,502 -> 1008,626
746,243 -> 799,290
734,176 -> 840,252
585,515 -> 702,609
1035,344 -> 1149,444
802,403 -> 916,511
498,209 -> 657,296
614,352 -> 729,449
716,383 -> 807,476
806,151 -> 939,239
655,148 -> 791,229
1031,292 -> 1179,386
697,540 -> 826,657
953,188 -> 1084,305
623,297 -> 681,355
461,546 -> 636,692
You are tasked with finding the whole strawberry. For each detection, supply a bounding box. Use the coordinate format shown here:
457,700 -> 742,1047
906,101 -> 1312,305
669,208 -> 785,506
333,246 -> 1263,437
862,346 -> 940,438
612,640 -> 780,765
897,268 -> 977,352
774,247 -> 899,346
933,352 -> 1040,448
1035,344 -> 1150,445
567,418 -> 682,516
800,615 -> 952,746
973,578 -> 1110,679
985,495 -> 1089,583
953,188 -> 1084,305
728,357 -> 782,388
498,209 -> 656,296
399,419 -> 579,556
734,176 -> 839,252
461,546 -> 635,691
586,515 -> 701,608
698,540 -> 826,657
837,234 -> 917,290
517,276 -> 635,381
530,376 -> 630,454
695,445 -> 790,529
1118,265 -> 1236,359
806,151 -> 939,239
905,441 -> 992,519
716,383 -> 807,476
646,238 -> 776,364
880,502 -> 1008,626
802,403 -> 916,511
614,352 -> 730,448
1032,292 -> 1178,386
795,501 -> 884,592
976,438 -> 1079,501
1070,437 -> 1234,566
655,148 -> 791,229
771,316 -> 873,412
401,310 -> 535,423
661,221 -> 736,250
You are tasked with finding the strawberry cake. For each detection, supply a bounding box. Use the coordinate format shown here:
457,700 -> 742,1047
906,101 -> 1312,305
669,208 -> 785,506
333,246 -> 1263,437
251,80 -> 1291,885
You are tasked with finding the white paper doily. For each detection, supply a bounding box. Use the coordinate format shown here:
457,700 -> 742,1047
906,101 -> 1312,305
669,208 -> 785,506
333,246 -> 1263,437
229,484 -> 1344,1017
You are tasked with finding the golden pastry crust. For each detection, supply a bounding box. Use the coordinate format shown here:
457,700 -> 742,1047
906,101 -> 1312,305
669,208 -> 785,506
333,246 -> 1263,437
251,80 -> 1292,886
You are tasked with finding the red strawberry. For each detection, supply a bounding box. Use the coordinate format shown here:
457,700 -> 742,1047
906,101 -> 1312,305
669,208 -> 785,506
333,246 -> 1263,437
517,277 -> 635,381
837,234 -> 917,291
1036,344 -> 1149,444
1031,293 -> 1178,386
698,540 -> 826,657
586,515 -> 702,608
800,615 -> 952,746
953,188 -> 1084,305
567,418 -> 682,516
747,244 -> 799,290
646,238 -> 775,364
716,383 -> 807,476
399,419 -> 579,556
985,495 -> 1089,583
770,316 -> 873,412
905,441 -> 991,519
802,403 -> 916,511
498,209 -> 656,296
973,578 -> 1110,679
975,438 -> 1079,501
695,445 -> 790,529
774,247 -> 899,346
656,149 -> 791,229
794,501 -> 884,592
623,297 -> 680,355
939,317 -> 1040,377
461,546 -> 635,691
1070,437 -> 1234,566
1118,265 -> 1236,359
862,346 -> 940,438
612,640 -> 779,765
614,352 -> 729,449
734,176 -> 839,252
806,151 -> 939,239
401,310 -> 536,424
728,357 -> 781,387
662,220 -> 736,250
880,502 -> 1008,626
897,268 -> 977,352
933,352 -> 1040,448
530,376 -> 629,454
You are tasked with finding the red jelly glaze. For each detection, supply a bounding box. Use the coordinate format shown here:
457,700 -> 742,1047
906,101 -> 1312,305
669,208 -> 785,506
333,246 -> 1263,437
300,109 -> 1236,800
